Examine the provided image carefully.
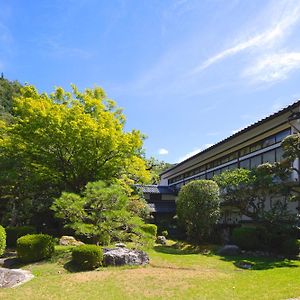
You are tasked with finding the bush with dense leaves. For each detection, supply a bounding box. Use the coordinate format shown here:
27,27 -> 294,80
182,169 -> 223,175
177,180 -> 220,242
6,226 -> 36,247
140,224 -> 157,237
232,227 -> 260,250
17,234 -> 55,262
0,225 -> 6,256
72,245 -> 103,270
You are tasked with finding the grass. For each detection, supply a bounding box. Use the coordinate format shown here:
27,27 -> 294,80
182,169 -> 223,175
0,242 -> 299,300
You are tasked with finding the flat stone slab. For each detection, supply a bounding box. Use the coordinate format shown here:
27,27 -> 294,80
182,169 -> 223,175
0,267 -> 34,288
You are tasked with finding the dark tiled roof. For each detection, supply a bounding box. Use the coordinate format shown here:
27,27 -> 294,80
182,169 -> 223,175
148,201 -> 176,213
160,99 -> 300,175
135,185 -> 176,194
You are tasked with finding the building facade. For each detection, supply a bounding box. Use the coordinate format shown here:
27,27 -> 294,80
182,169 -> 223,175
142,100 -> 300,225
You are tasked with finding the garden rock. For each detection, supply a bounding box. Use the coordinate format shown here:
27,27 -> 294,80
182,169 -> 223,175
103,247 -> 149,266
156,236 -> 167,245
59,236 -> 84,246
0,267 -> 34,288
218,245 -> 241,256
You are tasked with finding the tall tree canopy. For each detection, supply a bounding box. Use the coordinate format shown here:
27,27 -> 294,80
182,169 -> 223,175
0,75 -> 22,122
0,84 -> 150,226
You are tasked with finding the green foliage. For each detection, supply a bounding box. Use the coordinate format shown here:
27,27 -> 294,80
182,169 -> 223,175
146,157 -> 173,184
176,180 -> 220,242
52,181 -> 146,245
161,230 -> 169,238
281,239 -> 300,257
0,84 -> 150,226
17,234 -> 55,262
6,225 -> 36,247
0,225 -> 6,256
232,227 -> 260,250
141,224 -> 157,237
214,167 -> 281,219
0,76 -> 22,120
72,244 -> 103,270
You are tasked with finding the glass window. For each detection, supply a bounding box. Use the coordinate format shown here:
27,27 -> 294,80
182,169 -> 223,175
240,147 -> 250,157
199,165 -> 206,172
276,147 -> 284,161
227,163 -> 238,170
206,172 -> 213,179
262,150 -> 276,163
250,143 -> 262,153
213,169 -> 221,176
240,159 -> 250,169
206,163 -> 213,170
228,152 -> 238,161
275,129 -> 291,143
262,136 -> 275,148
250,155 -> 262,168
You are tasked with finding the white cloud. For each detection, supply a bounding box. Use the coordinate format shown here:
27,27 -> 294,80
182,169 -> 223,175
243,52 -> 300,83
158,148 -> 169,155
191,0 -> 300,74
177,143 -> 213,162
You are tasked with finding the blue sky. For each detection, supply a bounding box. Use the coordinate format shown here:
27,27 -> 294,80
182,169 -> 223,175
1,0 -> 300,163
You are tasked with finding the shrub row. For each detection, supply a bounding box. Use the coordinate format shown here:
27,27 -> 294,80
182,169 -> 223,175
17,234 -> 55,263
232,226 -> 300,256
0,225 -> 6,256
72,245 -> 103,270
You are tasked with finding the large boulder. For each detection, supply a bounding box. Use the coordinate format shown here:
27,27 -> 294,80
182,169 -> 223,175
103,247 -> 149,266
59,236 -> 84,246
218,245 -> 241,256
0,267 -> 33,288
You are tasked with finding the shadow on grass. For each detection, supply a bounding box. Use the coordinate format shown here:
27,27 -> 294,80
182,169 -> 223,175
63,260 -> 85,273
153,241 -> 217,256
219,255 -> 299,270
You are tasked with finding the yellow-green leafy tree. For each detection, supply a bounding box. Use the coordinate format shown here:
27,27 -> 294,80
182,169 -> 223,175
0,84 -> 150,226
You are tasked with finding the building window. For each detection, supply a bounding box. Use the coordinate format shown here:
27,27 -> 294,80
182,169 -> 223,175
262,150 -> 276,163
275,129 -> 291,143
206,172 -> 213,179
240,159 -> 250,169
250,155 -> 262,168
262,136 -> 275,148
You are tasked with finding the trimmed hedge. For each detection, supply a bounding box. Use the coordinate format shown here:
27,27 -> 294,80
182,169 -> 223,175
140,224 -> 157,237
232,227 -> 260,251
0,225 -> 6,256
72,245 -> 103,270
6,226 -> 36,247
17,234 -> 55,263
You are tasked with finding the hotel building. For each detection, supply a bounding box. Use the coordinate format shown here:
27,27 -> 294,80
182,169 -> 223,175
140,100 -> 300,225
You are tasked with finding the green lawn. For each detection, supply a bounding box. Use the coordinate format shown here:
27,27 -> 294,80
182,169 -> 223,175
0,242 -> 299,300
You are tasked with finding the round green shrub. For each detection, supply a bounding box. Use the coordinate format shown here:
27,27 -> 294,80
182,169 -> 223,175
140,224 -> 157,237
0,225 -> 6,256
232,227 -> 260,250
17,234 -> 55,263
6,226 -> 36,247
177,180 -> 220,242
281,239 -> 300,257
72,245 -> 103,270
